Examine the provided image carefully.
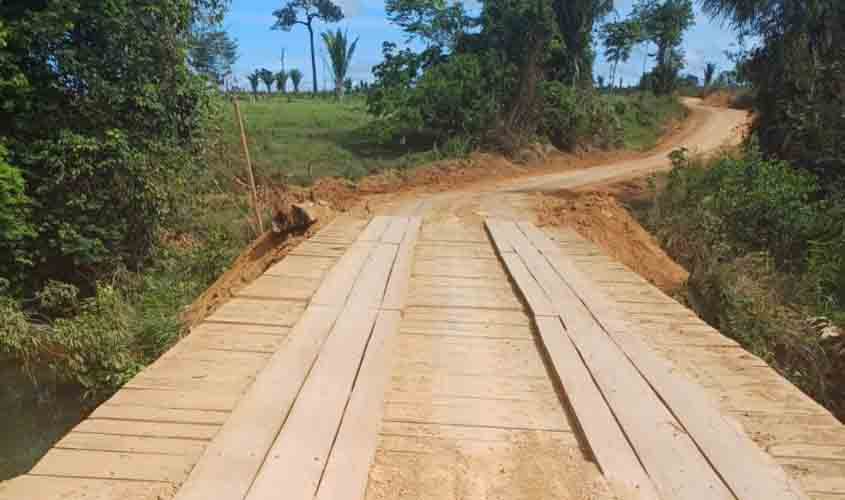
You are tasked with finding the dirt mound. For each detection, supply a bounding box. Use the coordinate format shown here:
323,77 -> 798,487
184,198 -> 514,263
537,190 -> 689,293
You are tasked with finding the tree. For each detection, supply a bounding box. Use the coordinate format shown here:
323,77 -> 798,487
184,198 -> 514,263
600,18 -> 642,89
276,70 -> 289,93
701,0 -> 845,175
551,0 -> 614,86
289,68 -> 304,93
384,0 -> 476,49
321,29 -> 359,99
703,62 -> 717,87
632,0 -> 695,94
189,28 -> 239,86
0,0 -> 225,293
272,0 -> 344,94
248,71 -> 261,96
259,68 -> 275,93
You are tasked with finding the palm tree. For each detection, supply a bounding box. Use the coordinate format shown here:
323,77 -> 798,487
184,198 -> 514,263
321,29 -> 359,100
703,62 -> 717,87
247,71 -> 261,97
259,68 -> 275,93
276,70 -> 289,94
289,69 -> 304,93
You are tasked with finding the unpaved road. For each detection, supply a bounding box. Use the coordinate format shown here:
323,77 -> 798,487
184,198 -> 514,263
375,98 -> 747,222
358,100 -> 753,500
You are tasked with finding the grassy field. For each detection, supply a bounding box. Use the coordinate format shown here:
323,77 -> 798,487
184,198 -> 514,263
212,92 -> 687,187
216,95 -> 438,185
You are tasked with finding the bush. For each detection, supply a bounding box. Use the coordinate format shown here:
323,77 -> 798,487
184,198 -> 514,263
0,287 -> 138,395
539,82 -> 622,150
648,149 -> 845,417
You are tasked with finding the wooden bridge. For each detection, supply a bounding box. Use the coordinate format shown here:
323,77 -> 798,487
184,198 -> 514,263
3,209 -> 844,500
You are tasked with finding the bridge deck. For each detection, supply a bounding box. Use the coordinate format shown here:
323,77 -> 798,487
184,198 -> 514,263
1,215 -> 844,500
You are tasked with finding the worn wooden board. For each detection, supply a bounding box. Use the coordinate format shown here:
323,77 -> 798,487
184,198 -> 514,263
311,242 -> 375,306
533,316 -> 660,500
173,305 -> 342,500
0,476 -> 175,500
519,221 -> 810,500
245,308 -> 380,500
315,310 -> 402,500
382,217 -> 422,310
357,215 -> 393,242
56,432 -> 207,458
489,218 -> 734,500
30,448 -> 194,482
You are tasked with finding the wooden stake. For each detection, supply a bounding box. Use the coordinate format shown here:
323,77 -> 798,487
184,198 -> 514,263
233,98 -> 264,234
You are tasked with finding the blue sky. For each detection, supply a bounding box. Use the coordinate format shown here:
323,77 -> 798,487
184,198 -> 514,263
226,0 -> 739,90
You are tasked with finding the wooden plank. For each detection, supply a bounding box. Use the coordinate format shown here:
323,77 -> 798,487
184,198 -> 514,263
89,405 -> 228,425
235,274 -> 321,301
347,243 -> 399,308
30,448 -> 194,482
533,316 -> 660,500
73,419 -> 218,440
0,475 -> 174,500
311,242 -> 374,306
519,221 -> 810,500
105,388 -> 239,412
264,255 -> 336,279
382,216 -> 422,310
315,310 -> 401,500
208,298 -> 305,327
245,307 -> 381,500
484,218 -> 516,254
357,215 -> 392,242
381,216 -> 410,244
173,305 -> 342,500
497,251 -> 555,316
56,432 -> 207,458
493,219 -> 734,500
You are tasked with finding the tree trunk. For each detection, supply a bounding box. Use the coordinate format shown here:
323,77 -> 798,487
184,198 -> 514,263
308,23 -> 318,95
335,80 -> 344,100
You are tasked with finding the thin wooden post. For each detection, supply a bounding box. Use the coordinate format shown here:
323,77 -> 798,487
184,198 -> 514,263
233,98 -> 264,234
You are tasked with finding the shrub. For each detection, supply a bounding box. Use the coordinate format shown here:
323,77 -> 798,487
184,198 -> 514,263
539,82 -> 623,151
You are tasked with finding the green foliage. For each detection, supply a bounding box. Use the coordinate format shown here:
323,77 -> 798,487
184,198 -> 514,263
384,0 -> 476,48
632,0 -> 695,94
649,150 -> 845,415
321,29 -> 359,98
0,146 -> 33,280
600,18 -> 643,87
272,0 -> 344,94
0,0 -> 218,294
259,68 -> 276,93
248,70 -> 261,95
276,70 -> 289,93
0,286 -> 138,395
701,0 -> 845,178
189,28 -> 239,86
540,82 -> 621,150
289,68 -> 304,92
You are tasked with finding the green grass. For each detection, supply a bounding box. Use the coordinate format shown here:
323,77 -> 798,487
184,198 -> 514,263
612,93 -> 689,151
219,95 -> 438,185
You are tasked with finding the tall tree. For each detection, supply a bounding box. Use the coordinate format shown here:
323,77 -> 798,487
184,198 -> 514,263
600,19 -> 642,89
703,62 -> 717,87
384,0 -> 476,49
272,0 -> 344,94
701,0 -> 845,174
322,29 -> 359,99
633,0 -> 695,94
248,71 -> 261,96
276,70 -> 289,93
289,68 -> 304,93
259,68 -> 275,93
551,0 -> 614,86
189,28 -> 239,86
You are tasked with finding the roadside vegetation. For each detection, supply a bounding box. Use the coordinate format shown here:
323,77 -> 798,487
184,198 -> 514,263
644,0 -> 845,418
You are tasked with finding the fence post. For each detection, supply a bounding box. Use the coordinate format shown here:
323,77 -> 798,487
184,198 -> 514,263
232,98 -> 264,234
